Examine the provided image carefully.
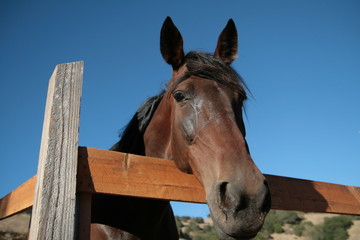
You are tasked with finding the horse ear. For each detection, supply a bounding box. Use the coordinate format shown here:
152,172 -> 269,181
214,19 -> 238,65
160,17 -> 185,70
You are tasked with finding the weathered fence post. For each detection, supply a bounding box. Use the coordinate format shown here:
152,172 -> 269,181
29,61 -> 84,239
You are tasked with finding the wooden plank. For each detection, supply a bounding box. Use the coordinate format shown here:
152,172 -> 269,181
77,147 -> 206,203
267,175 -> 360,215
0,176 -> 36,219
28,61 -> 83,240
1,146 -> 359,220
77,147 -> 360,215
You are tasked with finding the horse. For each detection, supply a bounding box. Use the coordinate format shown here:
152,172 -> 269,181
90,17 -> 271,240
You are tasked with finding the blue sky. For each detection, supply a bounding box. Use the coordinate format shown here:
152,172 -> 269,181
1,1 -> 359,218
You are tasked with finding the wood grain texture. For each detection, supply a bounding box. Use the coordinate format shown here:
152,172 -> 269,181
28,61 -> 83,240
78,147 -> 360,215
266,175 -> 360,215
77,147 -> 206,203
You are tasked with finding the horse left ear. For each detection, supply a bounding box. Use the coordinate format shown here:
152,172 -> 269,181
214,19 -> 238,65
160,17 -> 185,70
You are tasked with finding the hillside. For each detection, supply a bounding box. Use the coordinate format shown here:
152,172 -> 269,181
176,211 -> 360,240
0,210 -> 359,240
0,210 -> 30,240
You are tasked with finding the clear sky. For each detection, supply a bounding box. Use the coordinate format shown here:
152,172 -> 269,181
1,1 -> 359,218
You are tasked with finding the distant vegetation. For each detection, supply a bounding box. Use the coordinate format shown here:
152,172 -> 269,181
176,210 -> 359,240
297,216 -> 354,240
0,231 -> 26,240
1,209 -> 358,240
253,210 -> 301,239
176,216 -> 219,240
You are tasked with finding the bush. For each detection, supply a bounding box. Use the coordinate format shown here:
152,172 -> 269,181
307,224 -> 324,240
302,216 -> 353,240
259,210 -> 302,235
175,216 -> 183,229
192,232 -> 219,240
276,210 -> 302,225
322,216 -> 353,240
193,217 -> 204,224
179,230 -> 191,240
0,231 -> 27,240
180,216 -> 191,221
252,230 -> 271,240
273,223 -> 283,233
294,221 -> 313,236
188,221 -> 201,231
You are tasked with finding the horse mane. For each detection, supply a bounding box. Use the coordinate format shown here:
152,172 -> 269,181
171,51 -> 248,100
110,92 -> 165,155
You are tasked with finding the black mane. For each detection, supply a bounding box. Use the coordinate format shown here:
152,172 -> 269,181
171,51 -> 248,100
110,92 -> 164,155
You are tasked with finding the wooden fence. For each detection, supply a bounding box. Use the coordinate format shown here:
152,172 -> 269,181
0,61 -> 359,239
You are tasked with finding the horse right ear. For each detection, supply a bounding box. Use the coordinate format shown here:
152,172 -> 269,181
160,17 -> 185,70
214,19 -> 238,65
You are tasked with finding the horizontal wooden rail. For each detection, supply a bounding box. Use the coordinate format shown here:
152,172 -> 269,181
1,147 -> 360,220
266,175 -> 360,214
77,147 -> 360,215
76,147 -> 205,202
0,176 -> 36,219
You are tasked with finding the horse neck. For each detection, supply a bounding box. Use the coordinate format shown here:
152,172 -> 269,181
91,194 -> 177,239
95,100 -> 178,239
143,94 -> 173,159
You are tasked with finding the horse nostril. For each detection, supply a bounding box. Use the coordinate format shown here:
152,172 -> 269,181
261,180 -> 271,212
263,179 -> 270,189
217,182 -> 247,215
218,182 -> 229,210
213,179 -> 271,222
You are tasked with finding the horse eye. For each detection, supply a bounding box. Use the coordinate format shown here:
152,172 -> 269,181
173,91 -> 187,102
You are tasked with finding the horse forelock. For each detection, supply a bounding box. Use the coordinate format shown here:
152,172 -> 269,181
169,51 -> 248,101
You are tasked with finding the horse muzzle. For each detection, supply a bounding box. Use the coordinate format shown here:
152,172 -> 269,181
206,177 -> 271,239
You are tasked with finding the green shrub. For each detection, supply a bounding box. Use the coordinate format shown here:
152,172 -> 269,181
193,217 -> 204,224
188,221 -> 201,231
307,224 -> 324,240
273,223 -> 283,233
259,210 -> 302,235
180,216 -> 191,221
322,216 -> 353,240
192,232 -> 220,240
302,216 -> 353,240
179,230 -> 191,240
175,216 -> 183,229
276,210 -> 302,225
294,221 -> 313,236
252,230 -> 271,240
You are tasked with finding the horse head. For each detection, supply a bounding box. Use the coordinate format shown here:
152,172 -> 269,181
144,17 -> 271,240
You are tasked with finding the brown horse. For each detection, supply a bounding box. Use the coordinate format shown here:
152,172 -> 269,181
91,17 -> 271,240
